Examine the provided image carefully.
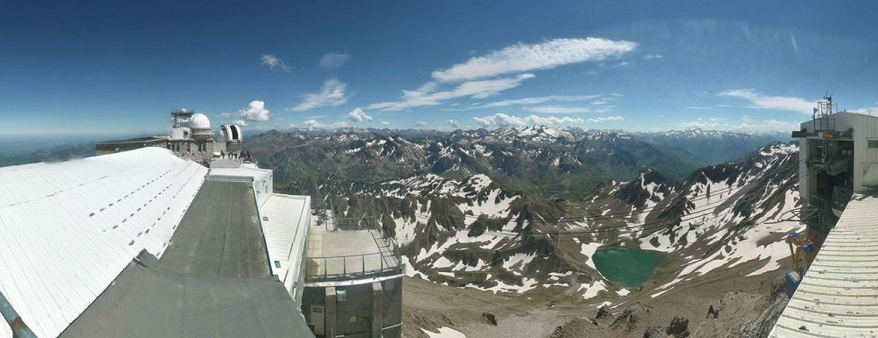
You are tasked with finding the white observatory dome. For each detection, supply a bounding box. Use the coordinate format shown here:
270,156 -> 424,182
221,124 -> 243,142
189,113 -> 211,130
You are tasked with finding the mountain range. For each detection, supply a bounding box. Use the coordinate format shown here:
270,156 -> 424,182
244,127 -> 799,303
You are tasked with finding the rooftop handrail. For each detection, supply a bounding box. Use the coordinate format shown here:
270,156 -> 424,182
305,250 -> 403,282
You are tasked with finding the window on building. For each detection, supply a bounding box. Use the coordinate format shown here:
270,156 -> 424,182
337,289 -> 347,302
868,140 -> 878,149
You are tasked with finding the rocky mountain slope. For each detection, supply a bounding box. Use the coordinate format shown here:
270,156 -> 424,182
246,126 -> 707,201
634,128 -> 789,165
248,126 -> 800,312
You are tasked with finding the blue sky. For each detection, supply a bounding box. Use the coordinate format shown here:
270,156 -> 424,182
2,1 -> 878,137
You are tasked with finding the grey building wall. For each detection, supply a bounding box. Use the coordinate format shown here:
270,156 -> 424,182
302,276 -> 403,338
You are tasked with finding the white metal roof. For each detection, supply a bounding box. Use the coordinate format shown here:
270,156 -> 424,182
208,167 -> 271,181
259,194 -> 311,297
770,193 -> 878,337
0,147 -> 207,338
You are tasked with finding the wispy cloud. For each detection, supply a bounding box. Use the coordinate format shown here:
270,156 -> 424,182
472,113 -> 584,127
261,54 -> 291,73
588,116 -> 623,123
719,89 -> 814,114
432,37 -> 637,82
643,53 -> 663,60
367,37 -> 634,112
414,121 -> 428,128
446,119 -> 460,128
525,105 -> 609,114
320,53 -> 350,69
237,100 -> 271,121
479,94 -> 600,108
849,106 -> 878,115
347,107 -> 372,122
368,74 -> 534,111
292,79 -> 349,111
233,119 -> 247,126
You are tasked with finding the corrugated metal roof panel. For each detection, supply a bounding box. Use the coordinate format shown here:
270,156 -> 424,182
208,167 -> 271,180
260,194 -> 310,299
770,193 -> 878,337
0,148 -> 207,338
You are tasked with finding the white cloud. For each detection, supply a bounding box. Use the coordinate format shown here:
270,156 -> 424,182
292,79 -> 349,111
347,107 -> 373,122
367,74 -> 534,111
480,95 -> 600,108
472,113 -> 584,127
643,54 -> 664,60
261,54 -> 291,72
320,53 -> 350,69
681,116 -> 798,132
680,121 -> 721,128
232,119 -> 248,126
446,119 -> 460,128
304,119 -> 322,130
588,116 -> 623,123
849,106 -> 878,115
735,117 -> 798,131
525,105 -> 609,114
414,121 -> 428,128
719,89 -> 814,114
237,100 -> 271,121
380,121 -> 391,125
432,37 -> 637,82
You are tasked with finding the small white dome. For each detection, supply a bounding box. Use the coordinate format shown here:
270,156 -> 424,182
189,113 -> 211,130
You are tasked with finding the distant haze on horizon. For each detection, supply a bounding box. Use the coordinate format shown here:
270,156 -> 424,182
2,1 -> 877,136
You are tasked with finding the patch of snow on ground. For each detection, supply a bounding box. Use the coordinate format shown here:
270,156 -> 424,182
401,255 -> 427,279
433,256 -> 454,269
617,288 -> 630,296
581,280 -> 607,299
422,327 -> 467,338
580,241 -> 603,270
503,253 -> 535,271
651,289 -> 670,298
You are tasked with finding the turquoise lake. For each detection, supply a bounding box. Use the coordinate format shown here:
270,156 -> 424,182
592,247 -> 666,288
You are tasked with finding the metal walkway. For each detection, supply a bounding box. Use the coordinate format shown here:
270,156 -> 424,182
770,193 -> 878,337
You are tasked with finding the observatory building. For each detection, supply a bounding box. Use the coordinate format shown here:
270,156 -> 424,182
770,97 -> 878,337
95,109 -> 244,164
1,110 -> 402,338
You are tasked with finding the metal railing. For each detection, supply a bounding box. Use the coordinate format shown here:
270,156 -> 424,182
305,248 -> 402,282
306,216 -> 403,282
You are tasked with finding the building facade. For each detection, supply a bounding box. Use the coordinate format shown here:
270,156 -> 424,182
792,101 -> 878,233
301,219 -> 404,338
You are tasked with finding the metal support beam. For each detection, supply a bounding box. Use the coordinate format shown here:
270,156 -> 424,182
0,290 -> 38,338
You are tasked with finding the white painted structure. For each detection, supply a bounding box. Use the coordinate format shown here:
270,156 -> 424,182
208,167 -> 274,206
797,111 -> 878,207
769,194 -> 878,337
0,148 -> 207,338
262,194 -> 312,303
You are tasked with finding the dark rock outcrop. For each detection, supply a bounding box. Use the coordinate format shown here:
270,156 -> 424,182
665,317 -> 690,337
481,312 -> 497,326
